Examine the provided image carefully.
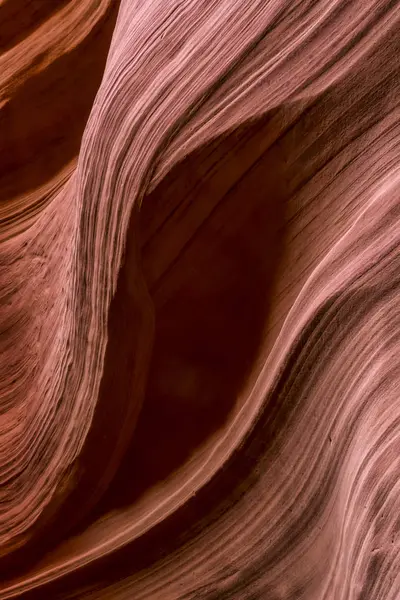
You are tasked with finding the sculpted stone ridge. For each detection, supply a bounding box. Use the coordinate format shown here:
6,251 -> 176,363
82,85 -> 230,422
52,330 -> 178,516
0,0 -> 399,598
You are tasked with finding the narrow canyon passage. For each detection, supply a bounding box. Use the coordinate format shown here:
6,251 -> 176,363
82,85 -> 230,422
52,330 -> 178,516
0,1 -> 400,599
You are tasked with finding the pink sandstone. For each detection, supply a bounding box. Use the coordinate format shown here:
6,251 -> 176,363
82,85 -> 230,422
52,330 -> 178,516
0,0 -> 400,598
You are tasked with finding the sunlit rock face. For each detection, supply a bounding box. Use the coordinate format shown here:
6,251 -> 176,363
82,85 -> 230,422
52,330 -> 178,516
1,1 -> 400,598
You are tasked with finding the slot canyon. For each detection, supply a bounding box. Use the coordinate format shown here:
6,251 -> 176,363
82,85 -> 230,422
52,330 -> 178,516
0,0 -> 400,598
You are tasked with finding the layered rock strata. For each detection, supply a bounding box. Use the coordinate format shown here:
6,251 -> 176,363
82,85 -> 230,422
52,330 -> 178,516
0,0 -> 400,598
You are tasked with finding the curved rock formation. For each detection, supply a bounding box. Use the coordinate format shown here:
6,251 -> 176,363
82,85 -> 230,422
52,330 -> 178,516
1,0 -> 400,598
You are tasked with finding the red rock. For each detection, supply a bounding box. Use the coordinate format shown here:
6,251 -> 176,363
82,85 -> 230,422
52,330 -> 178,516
0,1 -> 399,598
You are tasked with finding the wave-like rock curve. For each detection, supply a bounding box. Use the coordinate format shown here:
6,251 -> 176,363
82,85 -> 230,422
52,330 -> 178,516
0,0 -> 400,598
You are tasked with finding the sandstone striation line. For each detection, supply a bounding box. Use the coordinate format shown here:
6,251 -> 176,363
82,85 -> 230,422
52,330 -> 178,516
0,0 -> 400,598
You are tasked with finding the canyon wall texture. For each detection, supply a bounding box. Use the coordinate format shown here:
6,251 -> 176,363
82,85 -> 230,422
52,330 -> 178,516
1,0 -> 400,598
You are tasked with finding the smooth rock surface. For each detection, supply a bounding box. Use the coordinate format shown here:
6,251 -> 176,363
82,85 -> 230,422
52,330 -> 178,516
0,0 -> 400,598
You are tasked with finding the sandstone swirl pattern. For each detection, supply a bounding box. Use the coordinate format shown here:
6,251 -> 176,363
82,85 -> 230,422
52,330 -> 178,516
0,0 -> 399,598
